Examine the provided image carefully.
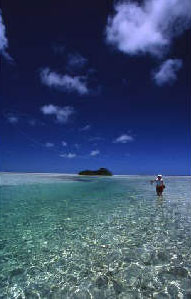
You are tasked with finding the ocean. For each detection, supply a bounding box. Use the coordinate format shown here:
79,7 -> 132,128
0,173 -> 191,298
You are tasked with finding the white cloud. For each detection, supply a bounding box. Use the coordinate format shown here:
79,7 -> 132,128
41,104 -> 57,114
0,11 -> 8,54
60,153 -> 76,158
62,141 -> 67,147
40,104 -> 75,124
0,10 -> 12,61
153,59 -> 182,85
40,68 -> 89,95
7,116 -> 18,124
90,150 -> 100,156
106,0 -> 191,57
79,124 -> 91,131
45,142 -> 54,148
67,53 -> 87,70
114,134 -> 134,143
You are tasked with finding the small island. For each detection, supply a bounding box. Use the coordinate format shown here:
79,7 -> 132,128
78,167 -> 112,176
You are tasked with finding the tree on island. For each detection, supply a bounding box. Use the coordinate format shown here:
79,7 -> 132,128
78,167 -> 112,176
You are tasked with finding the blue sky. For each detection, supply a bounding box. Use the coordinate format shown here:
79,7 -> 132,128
1,0 -> 191,175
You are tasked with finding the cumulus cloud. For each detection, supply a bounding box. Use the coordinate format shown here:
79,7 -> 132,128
62,141 -> 67,147
106,0 -> 191,57
90,150 -> 100,156
40,104 -> 75,124
45,142 -> 54,148
40,68 -> 89,95
153,59 -> 182,85
60,153 -> 76,158
0,10 -> 13,61
114,134 -> 134,143
67,53 -> 87,70
79,124 -> 91,131
7,116 -> 19,124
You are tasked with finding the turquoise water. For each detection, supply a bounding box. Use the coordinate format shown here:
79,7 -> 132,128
0,173 -> 191,298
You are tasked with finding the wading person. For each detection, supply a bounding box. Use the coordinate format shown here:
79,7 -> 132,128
151,174 -> 165,196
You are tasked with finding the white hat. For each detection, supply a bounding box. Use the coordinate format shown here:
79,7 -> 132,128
157,174 -> 162,177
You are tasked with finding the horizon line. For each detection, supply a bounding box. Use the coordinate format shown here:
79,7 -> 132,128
0,171 -> 190,177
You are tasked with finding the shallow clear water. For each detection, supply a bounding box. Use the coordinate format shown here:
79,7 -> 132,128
0,173 -> 191,298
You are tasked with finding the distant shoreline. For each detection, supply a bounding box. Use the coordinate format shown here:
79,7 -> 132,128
0,172 -> 190,177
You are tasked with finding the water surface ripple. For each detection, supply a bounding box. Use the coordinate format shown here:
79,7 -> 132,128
0,174 -> 191,298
